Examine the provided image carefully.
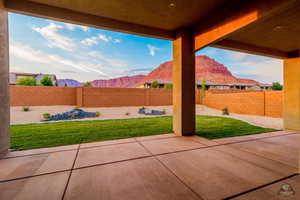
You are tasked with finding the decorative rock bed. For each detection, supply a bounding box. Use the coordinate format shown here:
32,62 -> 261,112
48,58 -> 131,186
43,109 -> 97,121
138,107 -> 165,115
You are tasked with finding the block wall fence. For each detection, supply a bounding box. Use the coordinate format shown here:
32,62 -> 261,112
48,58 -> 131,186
10,85 -> 282,118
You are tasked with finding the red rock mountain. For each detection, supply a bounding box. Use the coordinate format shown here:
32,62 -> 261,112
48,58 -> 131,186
137,55 -> 259,86
91,75 -> 146,88
89,55 -> 259,88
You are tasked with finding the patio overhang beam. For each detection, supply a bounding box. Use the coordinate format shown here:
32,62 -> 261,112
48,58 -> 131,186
212,39 -> 288,59
4,0 -> 175,40
192,0 -> 297,53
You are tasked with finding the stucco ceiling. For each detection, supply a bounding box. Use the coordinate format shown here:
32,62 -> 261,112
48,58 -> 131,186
28,0 -> 227,31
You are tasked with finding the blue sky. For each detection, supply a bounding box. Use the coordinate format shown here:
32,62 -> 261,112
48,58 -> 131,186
9,13 -> 282,83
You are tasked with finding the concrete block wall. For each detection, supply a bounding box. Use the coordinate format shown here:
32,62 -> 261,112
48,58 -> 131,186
9,86 -> 283,118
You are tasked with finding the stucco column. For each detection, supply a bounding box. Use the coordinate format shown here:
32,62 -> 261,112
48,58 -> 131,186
283,58 -> 300,132
0,0 -> 10,157
172,29 -> 195,136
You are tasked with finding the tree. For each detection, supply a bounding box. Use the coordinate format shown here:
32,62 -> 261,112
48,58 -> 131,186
200,80 -> 207,105
164,83 -> 173,89
16,77 -> 37,86
40,76 -> 54,86
271,82 -> 283,90
150,81 -> 160,88
84,82 -> 92,87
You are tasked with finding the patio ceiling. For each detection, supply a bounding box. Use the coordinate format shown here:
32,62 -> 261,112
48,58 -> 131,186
4,0 -> 300,58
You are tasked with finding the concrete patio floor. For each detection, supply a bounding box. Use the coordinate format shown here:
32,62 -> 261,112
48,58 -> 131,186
0,131 -> 299,200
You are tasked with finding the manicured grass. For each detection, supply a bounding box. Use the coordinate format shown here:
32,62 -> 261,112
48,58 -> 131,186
10,116 -> 275,150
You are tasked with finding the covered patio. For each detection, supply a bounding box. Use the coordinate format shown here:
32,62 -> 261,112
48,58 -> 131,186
1,0 -> 300,199
0,131 -> 299,199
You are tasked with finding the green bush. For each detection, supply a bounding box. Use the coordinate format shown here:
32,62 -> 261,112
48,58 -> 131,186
95,111 -> 101,117
73,106 -> 81,110
164,83 -> 173,89
43,113 -> 51,119
40,76 -> 54,86
22,106 -> 30,112
161,109 -> 166,114
84,82 -> 92,87
16,77 -> 37,86
271,82 -> 283,90
150,81 -> 160,88
222,107 -> 229,115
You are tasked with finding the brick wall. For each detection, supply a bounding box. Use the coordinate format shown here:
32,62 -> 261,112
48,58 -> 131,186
10,86 -> 283,118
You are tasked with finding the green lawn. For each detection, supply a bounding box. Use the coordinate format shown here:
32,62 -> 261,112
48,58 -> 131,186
10,115 -> 275,150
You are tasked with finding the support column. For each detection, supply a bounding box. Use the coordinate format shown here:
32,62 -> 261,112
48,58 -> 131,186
0,0 -> 9,157
173,29 -> 195,136
283,58 -> 300,131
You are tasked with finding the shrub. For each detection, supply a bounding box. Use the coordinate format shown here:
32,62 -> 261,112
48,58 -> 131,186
95,111 -> 101,117
40,76 -> 54,86
22,106 -> 30,112
271,82 -> 283,90
84,82 -> 92,87
16,77 -> 37,86
222,107 -> 229,115
161,109 -> 166,114
164,83 -> 173,89
150,81 -> 160,88
43,113 -> 51,119
73,106 -> 81,110
125,112 -> 130,116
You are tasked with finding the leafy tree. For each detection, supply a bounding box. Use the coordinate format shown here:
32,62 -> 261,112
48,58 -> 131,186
40,76 -> 54,86
84,82 -> 92,87
16,77 -> 37,86
164,83 -> 173,89
150,81 -> 160,88
271,82 -> 283,90
200,80 -> 207,105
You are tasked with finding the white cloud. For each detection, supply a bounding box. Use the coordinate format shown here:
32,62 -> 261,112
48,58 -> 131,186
98,34 -> 110,42
98,34 -> 121,43
80,36 -> 98,46
33,23 -> 75,51
10,43 -> 109,77
147,44 -> 159,56
88,51 -> 128,69
65,23 -> 76,30
65,23 -> 89,32
79,25 -> 89,32
225,51 -> 283,83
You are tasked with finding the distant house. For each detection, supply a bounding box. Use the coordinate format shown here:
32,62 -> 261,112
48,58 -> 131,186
9,72 -> 57,86
141,80 -> 272,91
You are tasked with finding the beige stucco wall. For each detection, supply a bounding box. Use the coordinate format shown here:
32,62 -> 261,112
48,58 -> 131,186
283,58 -> 300,131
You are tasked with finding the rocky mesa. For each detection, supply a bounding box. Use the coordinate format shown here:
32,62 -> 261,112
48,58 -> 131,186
137,55 -> 259,86
58,55 -> 260,88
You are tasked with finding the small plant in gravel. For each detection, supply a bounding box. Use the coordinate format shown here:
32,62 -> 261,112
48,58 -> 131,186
73,106 -> 81,111
95,111 -> 101,117
22,106 -> 30,112
43,113 -> 51,119
222,107 -> 229,115
125,112 -> 130,116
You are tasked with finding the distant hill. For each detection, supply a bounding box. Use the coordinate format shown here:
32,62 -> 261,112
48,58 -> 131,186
91,75 -> 146,88
57,79 -> 83,87
137,55 -> 259,86
57,55 -> 260,88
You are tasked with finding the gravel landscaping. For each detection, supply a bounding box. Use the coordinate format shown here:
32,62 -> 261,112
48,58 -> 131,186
10,105 -> 282,129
